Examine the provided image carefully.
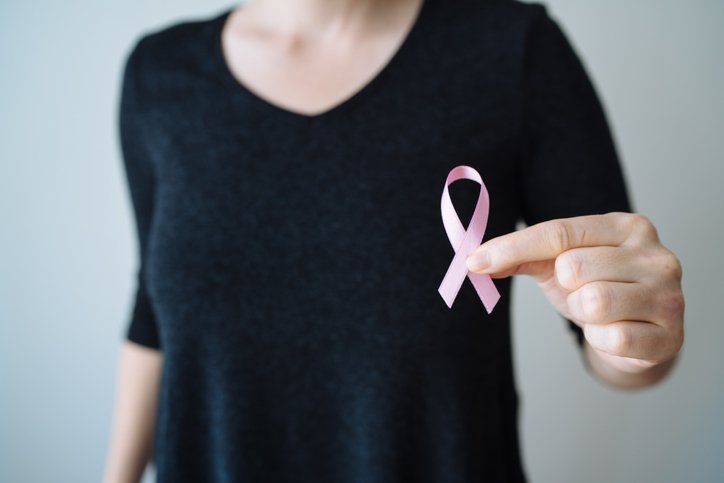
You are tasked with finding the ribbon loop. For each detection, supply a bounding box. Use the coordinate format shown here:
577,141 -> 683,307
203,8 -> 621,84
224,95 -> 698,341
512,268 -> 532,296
438,165 -> 500,314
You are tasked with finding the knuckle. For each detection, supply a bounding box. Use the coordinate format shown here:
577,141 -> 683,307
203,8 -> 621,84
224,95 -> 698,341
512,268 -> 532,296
659,289 -> 685,319
581,283 -> 611,322
628,213 -> 659,241
577,224 -> 591,246
660,251 -> 683,281
546,221 -> 573,253
657,325 -> 684,361
555,252 -> 584,288
608,324 -> 633,355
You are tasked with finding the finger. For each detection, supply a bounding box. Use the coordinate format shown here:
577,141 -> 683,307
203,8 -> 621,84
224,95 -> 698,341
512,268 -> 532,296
555,246 -> 645,291
584,321 -> 677,362
566,281 -> 659,326
466,212 -> 646,275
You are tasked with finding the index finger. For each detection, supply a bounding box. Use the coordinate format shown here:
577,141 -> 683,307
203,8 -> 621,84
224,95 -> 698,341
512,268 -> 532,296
466,212 -> 635,274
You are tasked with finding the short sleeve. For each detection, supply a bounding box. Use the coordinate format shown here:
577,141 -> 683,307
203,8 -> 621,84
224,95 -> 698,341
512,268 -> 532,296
119,37 -> 162,350
519,7 -> 633,347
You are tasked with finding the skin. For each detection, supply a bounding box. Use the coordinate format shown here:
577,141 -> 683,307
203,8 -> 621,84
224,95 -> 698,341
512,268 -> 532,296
466,212 -> 685,390
103,342 -> 163,483
220,0 -> 423,116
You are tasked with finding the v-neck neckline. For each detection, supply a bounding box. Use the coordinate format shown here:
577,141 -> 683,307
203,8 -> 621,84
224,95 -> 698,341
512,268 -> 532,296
211,0 -> 430,122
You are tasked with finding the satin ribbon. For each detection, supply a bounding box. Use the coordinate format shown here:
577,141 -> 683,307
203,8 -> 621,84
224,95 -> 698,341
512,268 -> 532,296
438,165 -> 500,313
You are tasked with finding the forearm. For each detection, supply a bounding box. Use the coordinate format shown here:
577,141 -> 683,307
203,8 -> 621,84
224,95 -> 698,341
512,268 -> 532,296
103,341 -> 163,483
583,339 -> 678,390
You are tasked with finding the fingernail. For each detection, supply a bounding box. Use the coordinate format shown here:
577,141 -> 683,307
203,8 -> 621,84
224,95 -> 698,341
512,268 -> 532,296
466,250 -> 490,272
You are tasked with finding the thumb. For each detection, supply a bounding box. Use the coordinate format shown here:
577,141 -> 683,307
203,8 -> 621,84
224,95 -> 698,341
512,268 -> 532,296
467,256 -> 554,282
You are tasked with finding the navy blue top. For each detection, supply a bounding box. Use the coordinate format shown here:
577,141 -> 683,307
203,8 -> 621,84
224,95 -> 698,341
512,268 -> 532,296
118,0 -> 631,481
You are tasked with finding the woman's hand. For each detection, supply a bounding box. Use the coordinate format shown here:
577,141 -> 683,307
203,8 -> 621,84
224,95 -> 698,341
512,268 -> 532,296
466,212 -> 684,383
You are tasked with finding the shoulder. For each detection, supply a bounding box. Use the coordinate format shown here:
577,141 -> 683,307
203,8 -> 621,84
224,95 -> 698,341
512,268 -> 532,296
470,0 -> 550,21
429,0 -> 559,61
425,0 -> 563,85
438,0 -> 552,33
122,8 -> 228,77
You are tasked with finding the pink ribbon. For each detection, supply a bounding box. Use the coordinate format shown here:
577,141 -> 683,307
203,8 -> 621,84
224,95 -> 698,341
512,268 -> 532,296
438,165 -> 500,313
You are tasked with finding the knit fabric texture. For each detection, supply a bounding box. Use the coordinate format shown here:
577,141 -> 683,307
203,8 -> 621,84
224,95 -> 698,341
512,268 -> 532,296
118,0 -> 631,481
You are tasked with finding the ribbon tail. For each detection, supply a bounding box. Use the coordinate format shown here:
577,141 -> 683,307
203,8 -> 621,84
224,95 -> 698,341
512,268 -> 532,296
468,272 -> 500,314
438,255 -> 469,309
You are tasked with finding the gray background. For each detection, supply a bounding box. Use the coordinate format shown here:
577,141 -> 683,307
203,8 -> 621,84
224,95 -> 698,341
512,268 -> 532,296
1,1 -> 722,482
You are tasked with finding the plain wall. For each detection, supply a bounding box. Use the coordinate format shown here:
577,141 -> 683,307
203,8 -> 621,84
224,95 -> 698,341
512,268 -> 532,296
1,1 -> 722,482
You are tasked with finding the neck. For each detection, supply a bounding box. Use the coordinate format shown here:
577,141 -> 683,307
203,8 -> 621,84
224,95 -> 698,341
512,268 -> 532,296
245,0 -> 415,38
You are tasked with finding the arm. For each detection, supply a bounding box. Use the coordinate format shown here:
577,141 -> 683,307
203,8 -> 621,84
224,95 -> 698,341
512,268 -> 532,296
104,33 -> 166,483
103,341 -> 163,483
485,6 -> 686,387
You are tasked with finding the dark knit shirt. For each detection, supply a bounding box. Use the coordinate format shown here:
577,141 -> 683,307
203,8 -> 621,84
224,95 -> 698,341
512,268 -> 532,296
118,0 -> 631,481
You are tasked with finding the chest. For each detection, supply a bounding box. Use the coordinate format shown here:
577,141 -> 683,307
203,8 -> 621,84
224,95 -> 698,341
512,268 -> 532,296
138,15 -> 528,343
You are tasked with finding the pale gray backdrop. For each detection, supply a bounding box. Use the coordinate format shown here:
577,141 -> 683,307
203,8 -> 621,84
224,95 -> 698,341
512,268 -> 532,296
1,1 -> 722,482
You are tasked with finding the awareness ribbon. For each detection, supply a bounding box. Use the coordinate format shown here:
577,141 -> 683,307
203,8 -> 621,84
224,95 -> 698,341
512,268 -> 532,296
438,165 -> 501,314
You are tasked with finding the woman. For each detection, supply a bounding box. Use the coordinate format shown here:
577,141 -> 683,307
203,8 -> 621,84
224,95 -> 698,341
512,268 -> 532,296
103,0 -> 685,481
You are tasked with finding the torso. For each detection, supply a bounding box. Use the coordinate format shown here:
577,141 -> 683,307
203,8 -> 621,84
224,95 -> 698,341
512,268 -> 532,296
131,2 -> 529,480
